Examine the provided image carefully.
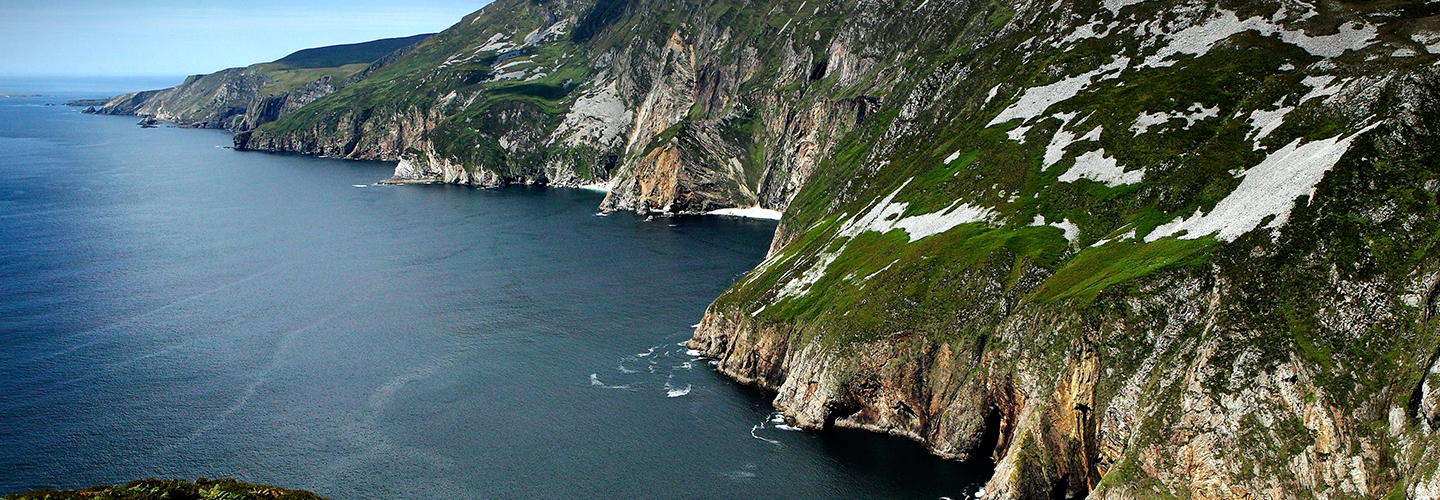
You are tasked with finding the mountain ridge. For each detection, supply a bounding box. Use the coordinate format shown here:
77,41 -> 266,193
273,34 -> 434,70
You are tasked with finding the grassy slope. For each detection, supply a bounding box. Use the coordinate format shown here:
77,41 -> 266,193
272,34 -> 433,70
706,0 -> 1440,492
247,35 -> 436,97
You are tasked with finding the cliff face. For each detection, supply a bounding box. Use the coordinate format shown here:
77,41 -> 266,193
90,34 -> 430,131
237,0 -> 878,212
237,0 -> 1440,497
682,0 -> 1440,497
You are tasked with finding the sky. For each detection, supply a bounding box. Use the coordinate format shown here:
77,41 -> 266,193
0,0 -> 491,77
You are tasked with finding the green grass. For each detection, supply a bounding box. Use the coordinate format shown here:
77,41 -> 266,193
272,34 -> 432,69
255,63 -> 371,96
1032,236 -> 1215,304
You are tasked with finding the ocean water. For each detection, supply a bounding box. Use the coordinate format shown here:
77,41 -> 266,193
0,79 -> 991,499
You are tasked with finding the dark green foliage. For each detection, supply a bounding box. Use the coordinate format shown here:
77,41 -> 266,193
1032,237 -> 1214,304
4,479 -> 326,500
573,0 -> 630,43
273,34 -> 433,70
489,82 -> 573,102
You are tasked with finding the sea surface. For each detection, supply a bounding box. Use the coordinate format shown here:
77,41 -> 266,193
0,78 -> 990,499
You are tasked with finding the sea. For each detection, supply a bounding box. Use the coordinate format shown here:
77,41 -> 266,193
0,77 -> 990,499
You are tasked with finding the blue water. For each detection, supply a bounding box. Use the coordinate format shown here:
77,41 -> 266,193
0,79 -> 989,499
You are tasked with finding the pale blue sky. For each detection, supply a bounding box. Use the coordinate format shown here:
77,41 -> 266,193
0,1 -> 490,77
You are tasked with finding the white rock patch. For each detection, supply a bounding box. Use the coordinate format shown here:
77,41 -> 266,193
1247,77 -> 1347,148
1280,21 -> 1378,58
991,9 -> 1374,139
987,57 -> 1130,127
774,179 -> 998,299
888,201 -> 998,241
1103,0 -> 1151,14
523,20 -> 569,46
1140,11 -> 1377,69
1031,215 -> 1081,244
776,251 -> 841,299
477,33 -> 512,53
1041,113 -> 1083,169
1060,21 -> 1117,49
495,57 -> 533,72
837,180 -> 997,242
1298,75 -> 1346,104
1145,123 -> 1380,243
1140,10 -> 1256,68
1059,149 -> 1144,187
550,85 -> 633,148
1130,103 -> 1219,135
1006,124 -> 1034,143
1414,30 -> 1440,54
1091,228 -> 1138,247
1247,105 -> 1294,146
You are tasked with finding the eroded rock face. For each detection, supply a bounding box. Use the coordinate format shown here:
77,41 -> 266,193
693,265 -> 1428,499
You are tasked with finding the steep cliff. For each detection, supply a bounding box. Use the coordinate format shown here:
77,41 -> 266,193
237,0 -> 876,212
89,34 -> 430,131
235,0 -> 1440,497
685,1 -> 1440,498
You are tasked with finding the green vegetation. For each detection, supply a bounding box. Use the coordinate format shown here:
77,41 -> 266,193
4,479 -> 326,500
272,34 -> 432,69
253,63 -> 370,96
1032,237 -> 1214,304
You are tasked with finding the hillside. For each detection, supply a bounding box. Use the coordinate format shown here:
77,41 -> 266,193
88,34 -> 432,131
273,34 -> 433,69
234,0 -> 1440,498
